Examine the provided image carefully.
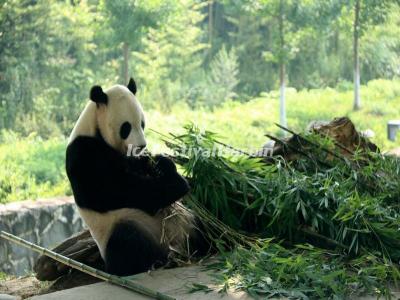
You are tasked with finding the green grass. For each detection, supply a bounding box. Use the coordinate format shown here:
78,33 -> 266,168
0,133 -> 70,203
0,78 -> 399,203
0,271 -> 9,281
147,78 -> 400,152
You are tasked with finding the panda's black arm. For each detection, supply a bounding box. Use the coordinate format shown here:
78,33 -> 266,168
94,173 -> 188,215
66,137 -> 189,214
122,170 -> 190,214
118,154 -> 190,214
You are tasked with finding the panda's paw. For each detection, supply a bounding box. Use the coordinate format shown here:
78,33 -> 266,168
154,154 -> 177,175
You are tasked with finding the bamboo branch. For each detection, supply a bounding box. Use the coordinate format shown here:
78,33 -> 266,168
0,231 -> 175,300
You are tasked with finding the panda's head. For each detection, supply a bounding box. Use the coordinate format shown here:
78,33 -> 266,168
89,78 -> 146,155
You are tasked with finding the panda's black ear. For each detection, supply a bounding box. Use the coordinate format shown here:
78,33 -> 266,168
127,78 -> 137,95
90,86 -> 108,105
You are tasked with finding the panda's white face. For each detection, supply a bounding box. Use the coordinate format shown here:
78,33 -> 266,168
94,86 -> 144,154
96,85 -> 146,155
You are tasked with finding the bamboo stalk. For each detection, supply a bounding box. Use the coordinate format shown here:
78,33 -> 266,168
0,231 -> 175,300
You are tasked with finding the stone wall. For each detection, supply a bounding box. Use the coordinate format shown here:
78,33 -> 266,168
0,197 -> 84,276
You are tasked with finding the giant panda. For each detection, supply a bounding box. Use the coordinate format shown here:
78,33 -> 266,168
66,78 -> 206,276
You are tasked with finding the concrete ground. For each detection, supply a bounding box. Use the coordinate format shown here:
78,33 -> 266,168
27,265 -> 251,300
22,264 -> 400,300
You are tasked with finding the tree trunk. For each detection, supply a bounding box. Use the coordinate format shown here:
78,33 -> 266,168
122,42 -> 130,85
279,63 -> 287,129
353,0 -> 361,111
208,0 -> 213,46
278,0 -> 287,130
207,0 -> 213,64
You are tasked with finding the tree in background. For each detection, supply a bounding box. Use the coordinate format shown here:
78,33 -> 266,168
0,0 -> 98,136
240,0 -> 345,129
1,0 -> 399,138
133,0 -> 207,110
102,0 -> 167,84
361,9 -> 400,81
248,0 -> 316,129
349,0 -> 399,111
207,46 -> 239,107
0,0 -> 51,129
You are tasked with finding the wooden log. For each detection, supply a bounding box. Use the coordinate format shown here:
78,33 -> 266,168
258,117 -> 379,162
34,230 -> 103,281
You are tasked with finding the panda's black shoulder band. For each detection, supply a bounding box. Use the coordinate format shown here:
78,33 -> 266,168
90,85 -> 108,105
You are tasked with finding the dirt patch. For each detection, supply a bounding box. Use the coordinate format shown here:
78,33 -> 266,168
0,271 -> 101,299
0,276 -> 46,299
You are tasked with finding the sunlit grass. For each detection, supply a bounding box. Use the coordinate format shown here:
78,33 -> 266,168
147,78 -> 400,152
0,133 -> 70,203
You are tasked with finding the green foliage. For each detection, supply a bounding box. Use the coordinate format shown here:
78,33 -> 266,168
0,0 -> 99,136
168,125 -> 400,256
133,0 -> 207,110
0,0 -> 400,132
102,0 -> 166,48
361,9 -> 400,80
0,132 -> 69,203
212,243 -> 398,299
205,46 -> 239,107
356,0 -> 396,34
0,0 -> 50,129
0,271 -> 9,280
164,124 -> 400,298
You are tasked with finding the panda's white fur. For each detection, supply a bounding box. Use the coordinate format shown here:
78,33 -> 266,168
67,83 -> 200,273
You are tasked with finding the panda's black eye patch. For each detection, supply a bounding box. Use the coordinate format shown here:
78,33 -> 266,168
120,122 -> 131,140
141,120 -> 145,129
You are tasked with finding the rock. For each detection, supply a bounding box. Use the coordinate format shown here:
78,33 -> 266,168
0,197 -> 84,276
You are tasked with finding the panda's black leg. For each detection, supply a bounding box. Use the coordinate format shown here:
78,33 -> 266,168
105,221 -> 167,276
